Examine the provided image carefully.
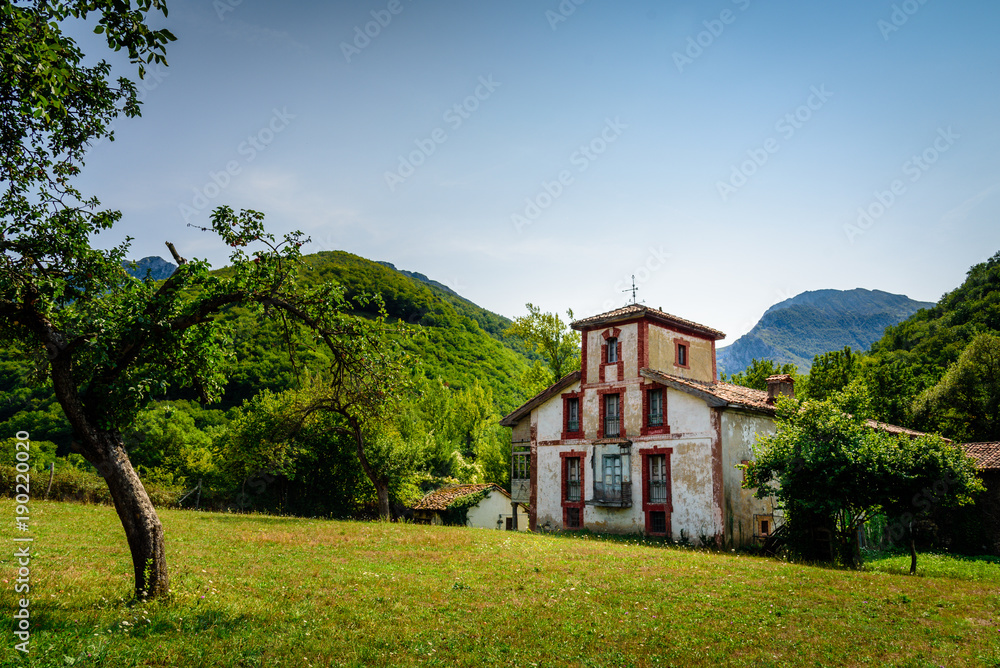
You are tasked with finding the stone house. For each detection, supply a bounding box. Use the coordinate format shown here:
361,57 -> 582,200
500,304 -> 790,547
413,483 -> 529,530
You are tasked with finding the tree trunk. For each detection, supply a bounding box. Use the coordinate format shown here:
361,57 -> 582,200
375,484 -> 391,520
347,418 -> 392,520
90,430 -> 169,598
909,524 -> 918,575
48,354 -> 169,599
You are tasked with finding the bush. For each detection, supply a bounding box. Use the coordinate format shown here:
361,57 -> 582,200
0,465 -> 184,507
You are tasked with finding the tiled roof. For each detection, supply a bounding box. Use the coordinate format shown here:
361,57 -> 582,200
413,484 -> 508,511
766,374 -> 795,383
570,304 -> 726,341
864,420 -> 939,439
639,369 -> 775,413
961,442 -> 1000,471
499,370 -> 581,427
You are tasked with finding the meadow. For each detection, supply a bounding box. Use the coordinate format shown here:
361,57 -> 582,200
1,500 -> 998,667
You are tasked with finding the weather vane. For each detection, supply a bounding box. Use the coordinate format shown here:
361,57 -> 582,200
623,275 -> 639,305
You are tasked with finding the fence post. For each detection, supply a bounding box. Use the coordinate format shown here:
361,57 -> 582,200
44,462 -> 55,500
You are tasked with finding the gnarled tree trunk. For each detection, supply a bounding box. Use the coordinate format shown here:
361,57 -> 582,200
88,429 -> 169,598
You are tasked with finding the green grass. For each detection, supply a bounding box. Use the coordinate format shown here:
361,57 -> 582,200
1,501 -> 999,667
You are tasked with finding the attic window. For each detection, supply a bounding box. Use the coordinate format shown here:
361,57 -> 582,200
607,337 -> 618,363
674,339 -> 690,369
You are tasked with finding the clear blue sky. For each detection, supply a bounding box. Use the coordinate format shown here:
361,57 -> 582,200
74,0 -> 1000,343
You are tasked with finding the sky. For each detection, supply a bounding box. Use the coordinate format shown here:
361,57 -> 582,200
72,0 -> 1000,344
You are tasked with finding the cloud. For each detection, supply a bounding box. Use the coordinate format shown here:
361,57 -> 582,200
941,181 -> 1000,225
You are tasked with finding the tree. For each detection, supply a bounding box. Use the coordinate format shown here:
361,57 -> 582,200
1,2 -> 392,597
744,394 -> 982,571
722,358 -> 800,391
879,432 -> 982,574
912,332 -> 1000,443
504,304 -> 580,394
292,327 -> 413,519
804,347 -> 859,400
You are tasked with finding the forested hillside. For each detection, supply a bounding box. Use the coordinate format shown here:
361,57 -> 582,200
717,288 -> 933,375
0,250 -> 536,517
806,251 -> 1000,443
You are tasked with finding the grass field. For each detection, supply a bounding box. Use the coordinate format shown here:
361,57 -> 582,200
1,501 -> 999,667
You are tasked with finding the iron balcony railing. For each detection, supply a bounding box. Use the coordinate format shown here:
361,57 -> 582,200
590,481 -> 632,507
603,416 -> 620,437
566,480 -> 581,502
649,480 -> 668,504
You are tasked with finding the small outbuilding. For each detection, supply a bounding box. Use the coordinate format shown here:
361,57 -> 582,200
413,483 -> 529,530
958,442 -> 1000,554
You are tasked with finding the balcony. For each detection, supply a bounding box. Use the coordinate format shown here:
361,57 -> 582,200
588,481 -> 632,508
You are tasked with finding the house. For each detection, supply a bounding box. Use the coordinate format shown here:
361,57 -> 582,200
413,483 -> 530,530
957,442 -> 1000,554
500,304 -> 789,547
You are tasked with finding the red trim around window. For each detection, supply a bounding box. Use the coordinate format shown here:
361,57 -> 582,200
599,328 -> 624,383
640,446 -> 673,536
596,387 -> 626,438
674,338 -> 690,370
560,451 -> 586,530
641,384 -> 670,436
561,391 -> 584,440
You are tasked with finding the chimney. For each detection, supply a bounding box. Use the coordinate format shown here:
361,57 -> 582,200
766,374 -> 795,404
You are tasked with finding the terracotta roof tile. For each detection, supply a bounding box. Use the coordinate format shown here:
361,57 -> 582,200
639,369 -> 775,413
570,304 -> 725,340
863,420 -> 939,439
961,442 -> 1000,471
413,484 -> 508,511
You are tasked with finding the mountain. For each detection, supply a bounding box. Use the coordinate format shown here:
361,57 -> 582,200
125,256 -> 176,281
716,289 -> 934,376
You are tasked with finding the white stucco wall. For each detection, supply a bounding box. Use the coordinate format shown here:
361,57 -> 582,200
534,380 -> 579,442
465,490 -> 530,530
721,410 -> 781,547
530,382 -> 722,541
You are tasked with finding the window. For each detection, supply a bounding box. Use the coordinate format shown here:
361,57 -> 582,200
566,507 -> 581,528
566,397 -> 580,433
565,457 -> 581,502
649,454 -> 668,504
647,389 -> 663,427
512,452 -> 530,481
760,519 -> 770,536
591,442 -> 632,507
602,454 -> 623,494
640,447 -> 672,535
603,393 -> 620,437
677,343 -> 687,367
606,337 -> 618,363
